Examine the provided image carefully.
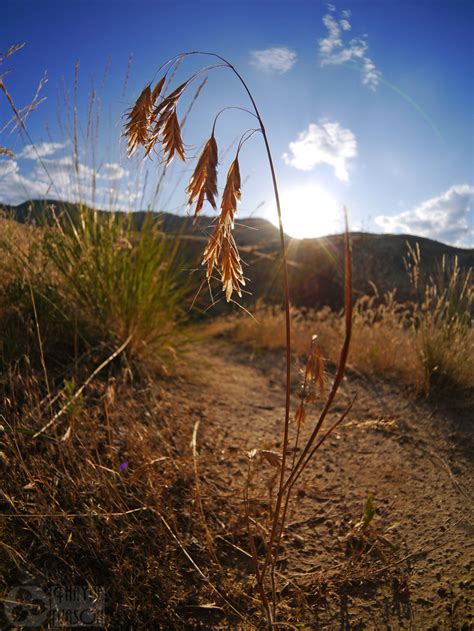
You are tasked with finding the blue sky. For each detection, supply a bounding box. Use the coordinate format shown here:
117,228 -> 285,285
1,0 -> 473,246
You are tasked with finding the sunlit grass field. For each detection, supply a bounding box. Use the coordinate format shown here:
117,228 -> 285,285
1,42 -> 473,629
212,245 -> 474,398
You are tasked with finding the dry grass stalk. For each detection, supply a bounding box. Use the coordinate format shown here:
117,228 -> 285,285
0,42 -> 25,63
185,134 -> 218,219
123,54 -> 352,628
0,43 -> 46,164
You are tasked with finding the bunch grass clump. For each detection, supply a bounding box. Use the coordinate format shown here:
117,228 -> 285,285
0,206 -> 189,370
405,243 -> 473,394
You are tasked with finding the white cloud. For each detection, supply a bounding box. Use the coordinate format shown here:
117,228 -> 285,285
362,57 -> 379,88
0,150 -> 137,208
0,158 -> 49,201
99,162 -> 128,181
0,158 -> 19,178
41,155 -> 94,180
375,184 -> 474,247
249,47 -> 297,74
319,7 -> 381,90
19,142 -> 66,160
282,120 -> 357,182
340,19 -> 351,31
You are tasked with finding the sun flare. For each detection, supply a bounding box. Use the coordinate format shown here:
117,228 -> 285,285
269,185 -> 341,239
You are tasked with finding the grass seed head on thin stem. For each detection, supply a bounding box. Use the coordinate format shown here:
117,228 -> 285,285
160,109 -> 185,164
124,85 -> 153,157
185,134 -> 218,219
146,79 -> 189,159
293,335 -> 325,425
305,335 -> 325,395
220,230 -> 245,302
220,157 -> 241,229
201,153 -> 244,302
294,401 -> 306,426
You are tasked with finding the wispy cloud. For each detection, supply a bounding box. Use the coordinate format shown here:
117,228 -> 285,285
19,142 -> 66,160
319,5 -> 381,90
282,120 -> 357,182
0,151 -> 134,208
249,47 -> 297,74
0,158 -> 46,200
99,162 -> 128,181
375,184 -> 474,247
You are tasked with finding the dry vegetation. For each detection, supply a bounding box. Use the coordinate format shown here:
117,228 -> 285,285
1,47 -> 473,629
217,245 -> 473,399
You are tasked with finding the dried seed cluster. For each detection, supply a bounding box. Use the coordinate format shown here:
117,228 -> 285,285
201,157 -> 245,302
0,146 -> 14,157
124,73 -> 246,302
294,335 -> 325,425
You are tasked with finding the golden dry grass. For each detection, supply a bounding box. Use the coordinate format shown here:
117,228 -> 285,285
0,358 -> 223,628
123,55 -> 358,627
213,283 -> 473,397
4,47 -> 471,628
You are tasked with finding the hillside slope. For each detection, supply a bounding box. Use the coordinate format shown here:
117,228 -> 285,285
2,199 -> 473,310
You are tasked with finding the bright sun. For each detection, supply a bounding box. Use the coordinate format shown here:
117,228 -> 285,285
269,185 -> 341,239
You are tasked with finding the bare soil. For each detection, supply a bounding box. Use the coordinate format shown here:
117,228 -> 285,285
166,338 -> 473,629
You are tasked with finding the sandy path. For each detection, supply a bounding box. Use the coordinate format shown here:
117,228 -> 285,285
174,339 -> 473,628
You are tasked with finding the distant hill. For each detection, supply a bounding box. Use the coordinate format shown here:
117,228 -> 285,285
2,199 -> 473,310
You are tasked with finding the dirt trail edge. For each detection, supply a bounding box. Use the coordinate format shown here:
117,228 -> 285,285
170,339 -> 473,629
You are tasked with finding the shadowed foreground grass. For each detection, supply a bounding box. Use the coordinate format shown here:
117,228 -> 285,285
1,217 -> 472,627
0,212 -> 219,627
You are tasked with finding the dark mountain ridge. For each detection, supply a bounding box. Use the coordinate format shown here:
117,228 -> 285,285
2,199 -> 473,310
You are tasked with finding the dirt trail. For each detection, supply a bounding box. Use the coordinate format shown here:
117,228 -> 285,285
172,339 -> 473,628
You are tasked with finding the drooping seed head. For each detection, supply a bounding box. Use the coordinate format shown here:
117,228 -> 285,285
160,109 -> 185,164
220,157 -> 241,229
294,401 -> 306,426
185,134 -> 218,219
124,85 -> 153,157
202,222 -> 223,282
151,76 -> 166,106
304,335 -> 325,395
0,146 -> 14,157
201,153 -> 245,302
146,79 -> 189,161
220,230 -> 245,302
